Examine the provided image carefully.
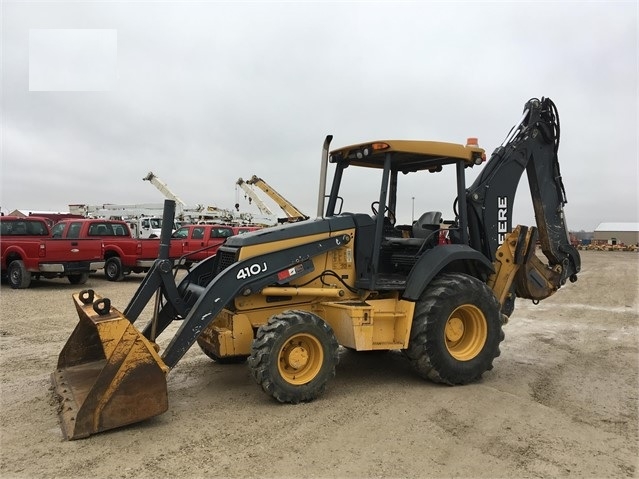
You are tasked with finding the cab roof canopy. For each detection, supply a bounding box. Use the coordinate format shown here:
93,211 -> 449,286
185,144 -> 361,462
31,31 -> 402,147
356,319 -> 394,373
329,140 -> 485,173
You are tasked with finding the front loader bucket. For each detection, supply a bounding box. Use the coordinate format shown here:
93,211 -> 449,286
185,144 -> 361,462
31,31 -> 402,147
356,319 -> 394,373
51,290 -> 169,440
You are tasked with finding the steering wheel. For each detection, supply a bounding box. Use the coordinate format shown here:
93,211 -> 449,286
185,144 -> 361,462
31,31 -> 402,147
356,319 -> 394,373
371,202 -> 396,226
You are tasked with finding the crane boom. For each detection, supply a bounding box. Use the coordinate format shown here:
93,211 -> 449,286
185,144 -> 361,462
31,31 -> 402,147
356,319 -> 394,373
143,172 -> 187,207
247,175 -> 308,221
142,171 -> 260,224
236,178 -> 275,216
69,203 -> 165,217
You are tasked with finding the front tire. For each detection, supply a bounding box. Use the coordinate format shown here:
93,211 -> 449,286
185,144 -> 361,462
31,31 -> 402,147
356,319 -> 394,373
104,257 -> 124,281
248,310 -> 339,403
8,260 -> 31,289
404,273 -> 504,385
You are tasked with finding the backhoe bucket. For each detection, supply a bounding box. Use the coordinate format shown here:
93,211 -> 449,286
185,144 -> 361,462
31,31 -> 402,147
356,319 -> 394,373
51,290 -> 169,440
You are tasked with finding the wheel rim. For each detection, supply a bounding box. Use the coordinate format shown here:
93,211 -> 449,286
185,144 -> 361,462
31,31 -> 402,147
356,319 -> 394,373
277,333 -> 324,385
444,304 -> 487,361
10,268 -> 20,284
106,262 -> 116,277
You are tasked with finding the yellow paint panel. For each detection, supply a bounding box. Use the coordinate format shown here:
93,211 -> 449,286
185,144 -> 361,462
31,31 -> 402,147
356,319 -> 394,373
331,140 -> 484,162
321,297 -> 416,350
231,313 -> 254,355
234,228 -> 359,311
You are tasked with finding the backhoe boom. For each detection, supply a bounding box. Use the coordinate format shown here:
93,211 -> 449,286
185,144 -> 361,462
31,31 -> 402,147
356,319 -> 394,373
467,98 -> 580,308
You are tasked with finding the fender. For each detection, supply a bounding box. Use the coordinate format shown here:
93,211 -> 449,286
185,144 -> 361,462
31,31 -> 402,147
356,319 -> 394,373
103,245 -> 126,260
1,244 -> 40,271
402,244 -> 494,301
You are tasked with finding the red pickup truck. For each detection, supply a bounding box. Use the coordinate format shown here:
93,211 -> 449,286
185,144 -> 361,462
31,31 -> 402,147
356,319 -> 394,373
1,216 -> 105,289
51,218 -> 181,281
171,223 -> 261,262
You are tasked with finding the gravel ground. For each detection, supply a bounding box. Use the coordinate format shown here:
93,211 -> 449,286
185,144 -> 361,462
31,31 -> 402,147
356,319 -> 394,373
0,250 -> 637,478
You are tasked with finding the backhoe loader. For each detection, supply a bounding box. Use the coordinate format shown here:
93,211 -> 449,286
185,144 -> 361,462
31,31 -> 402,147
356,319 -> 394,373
51,97 -> 581,439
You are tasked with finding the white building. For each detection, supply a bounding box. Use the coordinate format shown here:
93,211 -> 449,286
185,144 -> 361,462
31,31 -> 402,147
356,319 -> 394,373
593,223 -> 639,246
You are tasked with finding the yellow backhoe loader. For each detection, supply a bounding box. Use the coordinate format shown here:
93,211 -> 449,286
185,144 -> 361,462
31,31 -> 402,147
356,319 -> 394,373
51,97 -> 580,439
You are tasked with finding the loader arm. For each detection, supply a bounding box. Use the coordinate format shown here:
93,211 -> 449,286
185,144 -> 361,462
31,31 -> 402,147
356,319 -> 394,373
122,199 -> 187,321
466,97 -> 580,307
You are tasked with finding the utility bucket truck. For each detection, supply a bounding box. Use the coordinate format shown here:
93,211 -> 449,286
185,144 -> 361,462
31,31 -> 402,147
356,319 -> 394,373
51,97 -> 580,440
69,204 -> 175,238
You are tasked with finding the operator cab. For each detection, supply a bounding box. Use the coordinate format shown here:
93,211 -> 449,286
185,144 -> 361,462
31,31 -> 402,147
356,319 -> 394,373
326,139 -> 485,290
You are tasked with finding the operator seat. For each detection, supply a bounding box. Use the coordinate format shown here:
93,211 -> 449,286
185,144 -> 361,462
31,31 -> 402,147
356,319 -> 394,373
412,211 -> 442,247
384,211 -> 442,248
382,211 -> 443,274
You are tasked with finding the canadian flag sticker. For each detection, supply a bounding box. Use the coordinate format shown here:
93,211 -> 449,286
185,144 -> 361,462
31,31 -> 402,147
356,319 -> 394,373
277,265 -> 303,280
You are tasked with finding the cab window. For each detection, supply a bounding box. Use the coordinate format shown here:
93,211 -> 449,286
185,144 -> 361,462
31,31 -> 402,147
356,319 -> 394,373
210,227 -> 233,239
1,220 -> 47,236
67,222 -> 82,239
113,224 -> 128,236
191,227 -> 205,240
51,223 -> 65,238
172,227 -> 190,239
88,223 -> 112,236
27,221 -> 48,235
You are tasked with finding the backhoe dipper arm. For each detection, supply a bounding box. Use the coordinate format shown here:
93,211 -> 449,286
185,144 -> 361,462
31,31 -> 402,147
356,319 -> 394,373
466,98 -> 581,298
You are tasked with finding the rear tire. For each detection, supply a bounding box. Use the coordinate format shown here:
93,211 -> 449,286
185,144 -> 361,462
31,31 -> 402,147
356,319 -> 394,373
8,260 -> 31,289
404,273 -> 504,385
105,257 -> 124,281
248,310 -> 339,403
68,273 -> 89,285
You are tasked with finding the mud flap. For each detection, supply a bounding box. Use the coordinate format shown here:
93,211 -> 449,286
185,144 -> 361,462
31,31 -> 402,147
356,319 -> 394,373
51,290 -> 169,440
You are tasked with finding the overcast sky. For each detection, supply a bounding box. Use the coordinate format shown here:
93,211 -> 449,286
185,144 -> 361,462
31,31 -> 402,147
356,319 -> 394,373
1,1 -> 637,231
